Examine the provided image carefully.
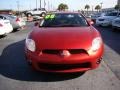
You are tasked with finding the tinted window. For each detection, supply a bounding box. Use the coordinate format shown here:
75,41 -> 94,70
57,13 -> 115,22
38,8 -> 45,10
7,15 -> 16,19
41,13 -> 89,27
0,16 -> 4,19
105,12 -> 118,16
33,9 -> 37,11
0,16 -> 6,20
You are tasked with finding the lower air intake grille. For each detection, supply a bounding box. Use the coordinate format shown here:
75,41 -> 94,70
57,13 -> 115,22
38,62 -> 91,70
42,49 -> 87,55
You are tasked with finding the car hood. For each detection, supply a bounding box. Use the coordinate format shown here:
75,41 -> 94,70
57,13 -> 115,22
32,27 -> 95,50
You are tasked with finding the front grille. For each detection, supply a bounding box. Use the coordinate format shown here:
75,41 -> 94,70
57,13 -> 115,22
115,20 -> 120,24
38,62 -> 91,70
42,49 -> 87,55
42,50 -> 60,54
69,49 -> 87,54
99,19 -> 104,21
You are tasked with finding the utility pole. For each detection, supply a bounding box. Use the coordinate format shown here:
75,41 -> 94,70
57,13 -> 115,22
48,0 -> 50,11
40,0 -> 41,9
16,0 -> 20,15
36,0 -> 37,9
29,0 -> 31,10
44,0 -> 46,9
100,2 -> 103,12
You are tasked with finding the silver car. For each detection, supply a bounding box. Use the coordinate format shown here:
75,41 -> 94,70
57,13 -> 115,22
96,12 -> 120,27
0,14 -> 26,30
112,16 -> 120,31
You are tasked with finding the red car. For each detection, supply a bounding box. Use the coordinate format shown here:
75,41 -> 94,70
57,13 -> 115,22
25,12 -> 104,73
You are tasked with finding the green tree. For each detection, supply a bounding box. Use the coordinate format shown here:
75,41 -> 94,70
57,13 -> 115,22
95,5 -> 101,12
85,4 -> 90,14
114,4 -> 120,11
58,3 -> 68,11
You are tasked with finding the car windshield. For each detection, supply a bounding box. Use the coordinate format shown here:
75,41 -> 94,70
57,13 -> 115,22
7,15 -> 16,19
40,13 -> 89,27
105,12 -> 118,16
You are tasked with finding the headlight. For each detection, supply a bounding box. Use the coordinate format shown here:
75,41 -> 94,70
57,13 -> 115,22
91,37 -> 102,52
26,38 -> 36,52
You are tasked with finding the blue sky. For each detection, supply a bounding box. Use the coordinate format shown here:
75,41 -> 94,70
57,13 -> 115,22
0,0 -> 118,11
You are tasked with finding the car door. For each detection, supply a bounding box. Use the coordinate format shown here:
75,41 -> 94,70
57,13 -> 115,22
0,15 -> 12,32
6,15 -> 18,28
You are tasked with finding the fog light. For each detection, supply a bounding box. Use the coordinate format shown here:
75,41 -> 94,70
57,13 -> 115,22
96,58 -> 102,64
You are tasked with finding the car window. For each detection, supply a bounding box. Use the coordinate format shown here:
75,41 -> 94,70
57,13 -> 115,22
105,12 -> 118,16
0,15 -> 6,20
7,15 -> 16,19
33,9 -> 37,11
41,13 -> 89,27
0,16 -> 4,19
119,13 -> 120,16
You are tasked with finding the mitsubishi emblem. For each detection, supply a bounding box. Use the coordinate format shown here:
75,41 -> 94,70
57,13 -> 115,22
60,50 -> 71,57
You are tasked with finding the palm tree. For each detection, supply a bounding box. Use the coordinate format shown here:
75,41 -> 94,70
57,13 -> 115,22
115,4 -> 120,11
95,5 -> 101,12
85,4 -> 90,15
58,3 -> 68,11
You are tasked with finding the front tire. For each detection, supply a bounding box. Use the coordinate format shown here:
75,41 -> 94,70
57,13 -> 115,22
27,13 -> 32,17
41,12 -> 46,17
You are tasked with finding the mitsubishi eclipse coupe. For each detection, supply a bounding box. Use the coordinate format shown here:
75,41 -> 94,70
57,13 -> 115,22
25,12 -> 104,73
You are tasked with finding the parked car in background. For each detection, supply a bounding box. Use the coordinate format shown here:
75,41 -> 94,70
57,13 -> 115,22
0,14 -> 26,30
0,16 -> 13,36
112,16 -> 120,31
25,12 -> 104,73
96,12 -> 120,27
91,13 -> 105,23
33,15 -> 43,21
26,8 -> 46,17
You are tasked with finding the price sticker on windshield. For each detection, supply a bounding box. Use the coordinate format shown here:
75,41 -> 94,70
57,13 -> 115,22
45,14 -> 55,19
50,14 -> 55,19
45,15 -> 51,19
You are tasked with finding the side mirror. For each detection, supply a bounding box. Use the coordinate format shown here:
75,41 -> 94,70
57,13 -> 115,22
87,19 -> 94,25
89,21 -> 94,25
34,22 -> 39,27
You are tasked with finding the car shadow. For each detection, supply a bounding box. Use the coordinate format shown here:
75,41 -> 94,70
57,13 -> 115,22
0,35 -> 7,39
0,40 -> 85,82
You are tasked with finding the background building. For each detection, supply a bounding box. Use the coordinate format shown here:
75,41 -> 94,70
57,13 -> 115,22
118,0 -> 120,4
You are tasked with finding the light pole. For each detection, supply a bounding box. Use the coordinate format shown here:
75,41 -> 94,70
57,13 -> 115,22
100,2 -> 103,12
29,0 -> 31,10
36,0 -> 37,9
44,0 -> 46,9
48,0 -> 50,11
16,0 -> 20,15
40,0 -> 41,9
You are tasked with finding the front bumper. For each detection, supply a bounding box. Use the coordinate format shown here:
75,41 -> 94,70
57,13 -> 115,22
0,30 -> 6,35
112,24 -> 120,30
96,20 -> 111,26
5,26 -> 13,34
25,47 -> 103,73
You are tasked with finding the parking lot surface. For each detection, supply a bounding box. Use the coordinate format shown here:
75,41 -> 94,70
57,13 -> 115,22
0,22 -> 120,90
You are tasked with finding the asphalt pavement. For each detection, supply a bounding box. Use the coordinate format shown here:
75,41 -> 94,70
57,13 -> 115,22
0,23 -> 120,90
